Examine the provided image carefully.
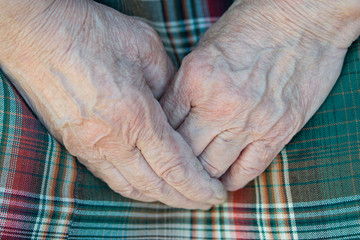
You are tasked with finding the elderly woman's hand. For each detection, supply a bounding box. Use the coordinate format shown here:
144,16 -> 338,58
0,0 -> 226,209
161,0 -> 360,191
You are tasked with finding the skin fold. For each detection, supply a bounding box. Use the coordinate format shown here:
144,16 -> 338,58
0,0 -> 226,209
161,0 -> 360,191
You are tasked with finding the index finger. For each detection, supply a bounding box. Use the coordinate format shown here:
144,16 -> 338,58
137,93 -> 227,205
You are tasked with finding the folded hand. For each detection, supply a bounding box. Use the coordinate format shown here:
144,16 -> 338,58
0,0 -> 226,209
161,0 -> 360,190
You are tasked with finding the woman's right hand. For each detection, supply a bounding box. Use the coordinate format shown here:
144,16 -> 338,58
0,0 -> 226,209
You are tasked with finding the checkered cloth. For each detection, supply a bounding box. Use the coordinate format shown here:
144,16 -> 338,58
1,0 -> 360,239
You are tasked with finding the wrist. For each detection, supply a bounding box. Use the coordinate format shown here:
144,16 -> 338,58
273,0 -> 360,48
0,0 -> 89,65
0,0 -> 55,63
0,0 -> 56,27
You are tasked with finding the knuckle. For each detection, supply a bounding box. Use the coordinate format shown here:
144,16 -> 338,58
84,160 -> 113,178
111,182 -> 138,198
181,52 -> 211,83
124,106 -> 146,134
138,179 -> 165,195
203,94 -> 239,119
199,155 -> 223,178
234,143 -> 276,177
116,95 -> 160,145
219,130 -> 244,144
180,53 -> 243,118
160,162 -> 189,187
62,119 -> 112,158
234,160 -> 264,177
137,20 -> 158,38
266,123 -> 293,141
134,20 -> 163,49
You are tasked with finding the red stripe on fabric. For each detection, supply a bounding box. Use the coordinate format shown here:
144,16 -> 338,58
4,90 -> 44,234
231,186 -> 257,239
161,1 -> 181,64
1,79 -> 76,238
206,0 -> 233,18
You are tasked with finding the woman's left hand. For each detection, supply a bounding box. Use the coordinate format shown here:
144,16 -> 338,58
161,0 -> 360,191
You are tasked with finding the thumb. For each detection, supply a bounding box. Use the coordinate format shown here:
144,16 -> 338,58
136,90 -> 227,205
139,25 -> 175,99
160,61 -> 192,129
143,53 -> 175,99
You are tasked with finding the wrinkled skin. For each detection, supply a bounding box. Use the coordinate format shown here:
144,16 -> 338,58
0,0 -> 226,209
161,0 -> 360,191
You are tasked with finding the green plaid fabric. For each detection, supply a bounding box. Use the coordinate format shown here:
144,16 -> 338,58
1,1 -> 360,239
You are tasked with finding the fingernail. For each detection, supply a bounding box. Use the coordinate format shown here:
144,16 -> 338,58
216,184 -> 228,201
206,189 -> 227,205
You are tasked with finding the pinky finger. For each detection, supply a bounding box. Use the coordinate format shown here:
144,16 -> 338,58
78,157 -> 156,203
220,141 -> 279,191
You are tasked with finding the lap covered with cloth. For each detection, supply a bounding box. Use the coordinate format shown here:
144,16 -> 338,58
1,0 -> 360,239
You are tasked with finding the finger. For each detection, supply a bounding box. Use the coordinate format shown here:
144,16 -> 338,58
143,53 -> 175,99
160,69 -> 191,129
220,141 -> 279,191
177,112 -> 220,156
140,27 -> 175,99
77,157 -> 156,203
198,131 -> 252,178
137,93 -> 227,206
109,148 -> 212,210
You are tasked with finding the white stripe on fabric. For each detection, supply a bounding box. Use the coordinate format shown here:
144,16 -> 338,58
29,135 -> 76,239
270,156 -> 291,239
282,148 -> 299,240
221,202 -> 237,239
255,177 -> 266,240
31,138 -> 54,240
50,136 -> 76,237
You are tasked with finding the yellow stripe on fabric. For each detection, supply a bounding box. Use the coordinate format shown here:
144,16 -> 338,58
269,155 -> 291,240
281,148 -> 299,240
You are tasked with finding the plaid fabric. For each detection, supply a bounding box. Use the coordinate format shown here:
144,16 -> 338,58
0,73 -> 77,239
1,0 -> 360,239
